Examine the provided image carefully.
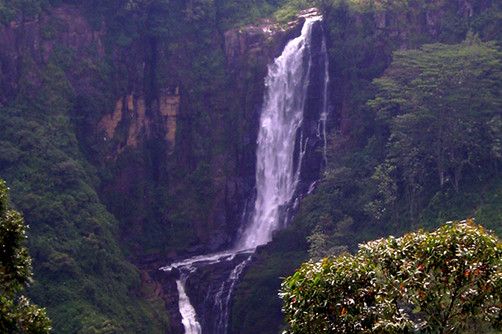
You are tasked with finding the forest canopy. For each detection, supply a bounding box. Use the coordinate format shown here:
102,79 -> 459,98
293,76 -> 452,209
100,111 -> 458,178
0,0 -> 501,333
371,36 -> 501,192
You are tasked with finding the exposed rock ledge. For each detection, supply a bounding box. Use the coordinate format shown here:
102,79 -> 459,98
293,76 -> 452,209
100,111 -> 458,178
98,90 -> 179,158
224,7 -> 321,67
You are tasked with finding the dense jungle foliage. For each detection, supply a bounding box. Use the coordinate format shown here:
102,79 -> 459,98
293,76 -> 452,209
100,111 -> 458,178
0,0 -> 312,332
0,49 -> 169,333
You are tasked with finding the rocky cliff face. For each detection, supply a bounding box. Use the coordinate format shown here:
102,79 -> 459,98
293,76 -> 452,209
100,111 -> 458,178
92,9 -> 313,262
1,5 -> 318,331
2,1 -> 493,331
0,1 -> 318,261
147,14 -> 325,334
0,3 -> 176,258
0,5 -> 104,104
0,4 -> 175,331
97,91 -> 179,155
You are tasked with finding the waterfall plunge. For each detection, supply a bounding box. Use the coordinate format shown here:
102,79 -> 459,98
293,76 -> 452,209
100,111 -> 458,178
162,15 -> 328,334
177,277 -> 202,334
236,15 -> 321,250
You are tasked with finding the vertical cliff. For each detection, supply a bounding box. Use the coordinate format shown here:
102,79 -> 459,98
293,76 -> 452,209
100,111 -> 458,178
0,2 -> 315,331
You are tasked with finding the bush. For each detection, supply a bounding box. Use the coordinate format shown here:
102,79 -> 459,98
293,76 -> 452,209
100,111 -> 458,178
281,221 -> 502,333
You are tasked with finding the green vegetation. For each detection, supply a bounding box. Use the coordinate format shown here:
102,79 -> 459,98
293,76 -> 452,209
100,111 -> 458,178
231,228 -> 308,334
1,0 -> 312,331
281,222 -> 502,333
302,38 -> 501,255
368,37 -> 501,222
0,179 -> 51,333
288,0 -> 501,256
215,0 -> 281,29
273,0 -> 312,23
0,0 -> 50,24
0,39 -> 168,334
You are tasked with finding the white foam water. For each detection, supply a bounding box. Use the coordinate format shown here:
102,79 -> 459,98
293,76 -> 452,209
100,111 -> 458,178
176,277 -> 202,334
236,16 -> 321,250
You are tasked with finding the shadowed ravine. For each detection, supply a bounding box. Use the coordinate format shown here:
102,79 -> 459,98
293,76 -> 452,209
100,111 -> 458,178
160,15 -> 329,334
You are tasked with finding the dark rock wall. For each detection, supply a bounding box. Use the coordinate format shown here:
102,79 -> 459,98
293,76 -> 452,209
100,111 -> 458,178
0,5 -> 311,332
297,21 -> 328,195
0,1 -> 313,261
3,1 -> 493,331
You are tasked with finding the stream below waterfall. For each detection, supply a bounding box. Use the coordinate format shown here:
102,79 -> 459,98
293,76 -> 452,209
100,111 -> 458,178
160,14 -> 329,334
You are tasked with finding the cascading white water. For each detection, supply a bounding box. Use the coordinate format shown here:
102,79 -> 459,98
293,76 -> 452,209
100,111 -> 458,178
318,33 -> 330,166
177,276 -> 202,334
213,255 -> 252,333
161,15 -> 327,334
237,16 -> 320,250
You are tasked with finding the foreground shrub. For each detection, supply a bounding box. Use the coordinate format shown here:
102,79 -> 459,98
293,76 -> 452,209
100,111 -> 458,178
281,221 -> 502,333
0,179 -> 51,333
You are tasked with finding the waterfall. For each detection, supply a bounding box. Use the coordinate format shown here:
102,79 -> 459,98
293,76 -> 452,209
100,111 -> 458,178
213,256 -> 252,333
161,15 -> 328,334
236,16 -> 320,250
177,276 -> 202,334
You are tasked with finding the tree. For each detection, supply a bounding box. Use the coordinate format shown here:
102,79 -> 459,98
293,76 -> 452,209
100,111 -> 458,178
0,179 -> 51,333
281,221 -> 502,333
307,225 -> 349,261
370,38 -> 502,194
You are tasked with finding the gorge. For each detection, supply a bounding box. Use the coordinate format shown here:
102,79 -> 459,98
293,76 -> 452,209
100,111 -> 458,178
0,0 -> 500,333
